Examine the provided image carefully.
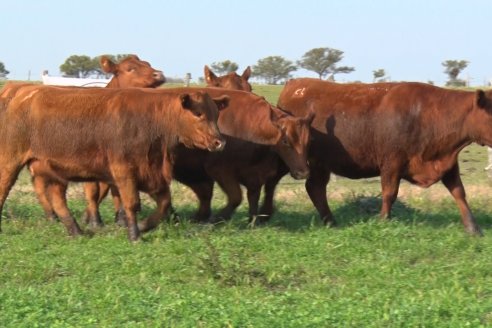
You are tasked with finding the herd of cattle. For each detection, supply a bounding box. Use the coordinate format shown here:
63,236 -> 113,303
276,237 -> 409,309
0,54 -> 490,241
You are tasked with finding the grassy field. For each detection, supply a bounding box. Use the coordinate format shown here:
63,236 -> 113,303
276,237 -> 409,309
1,82 -> 492,327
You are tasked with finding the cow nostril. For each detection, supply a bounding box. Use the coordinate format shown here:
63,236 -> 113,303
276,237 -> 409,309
215,139 -> 226,151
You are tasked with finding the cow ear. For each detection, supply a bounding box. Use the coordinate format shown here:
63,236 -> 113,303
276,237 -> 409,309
100,55 -> 117,74
242,66 -> 252,81
270,108 -> 286,131
180,94 -> 192,109
303,103 -> 316,124
476,90 -> 491,110
204,65 -> 217,84
213,95 -> 230,111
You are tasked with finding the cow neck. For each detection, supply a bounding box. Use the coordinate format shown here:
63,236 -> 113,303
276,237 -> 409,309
219,102 -> 280,145
105,77 -> 120,88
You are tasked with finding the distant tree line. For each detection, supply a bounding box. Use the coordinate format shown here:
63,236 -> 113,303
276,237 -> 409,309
0,50 -> 471,86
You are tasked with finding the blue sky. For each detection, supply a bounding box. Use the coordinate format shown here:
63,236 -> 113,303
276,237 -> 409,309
1,0 -> 491,85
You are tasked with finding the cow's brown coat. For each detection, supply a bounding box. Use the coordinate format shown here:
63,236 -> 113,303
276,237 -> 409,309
0,87 -> 227,240
272,78 -> 492,235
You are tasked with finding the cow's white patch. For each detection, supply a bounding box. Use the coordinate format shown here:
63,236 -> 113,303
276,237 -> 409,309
294,87 -> 306,97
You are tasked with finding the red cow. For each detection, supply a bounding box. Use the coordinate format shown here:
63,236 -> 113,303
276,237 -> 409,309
268,78 -> 491,235
18,55 -> 166,226
1,86 -> 227,240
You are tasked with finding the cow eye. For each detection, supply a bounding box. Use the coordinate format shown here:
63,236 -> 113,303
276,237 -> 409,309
281,137 -> 291,147
193,110 -> 203,118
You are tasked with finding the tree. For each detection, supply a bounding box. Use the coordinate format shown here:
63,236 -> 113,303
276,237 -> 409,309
252,56 -> 297,85
297,47 -> 354,80
0,61 -> 9,78
210,60 -> 239,75
442,59 -> 468,87
372,69 -> 386,82
60,55 -> 98,78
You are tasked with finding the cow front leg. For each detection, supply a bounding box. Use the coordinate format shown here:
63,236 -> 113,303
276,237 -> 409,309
305,167 -> 334,226
0,164 -> 24,232
380,168 -> 401,220
107,185 -> 128,227
246,185 -> 262,226
442,164 -> 482,236
259,162 -> 289,220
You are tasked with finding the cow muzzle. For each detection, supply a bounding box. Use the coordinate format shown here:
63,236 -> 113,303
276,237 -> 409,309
291,169 -> 310,180
208,137 -> 226,152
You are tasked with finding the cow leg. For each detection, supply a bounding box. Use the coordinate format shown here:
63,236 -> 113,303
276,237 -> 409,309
213,174 -> 242,222
305,166 -> 334,226
107,185 -> 128,227
112,174 -> 140,241
442,164 -> 482,236
0,165 -> 24,232
246,185 -> 262,226
48,182 -> 83,236
32,175 -> 58,222
138,186 -> 172,233
82,182 -> 104,228
379,169 -> 401,220
186,180 -> 214,222
259,165 -> 288,220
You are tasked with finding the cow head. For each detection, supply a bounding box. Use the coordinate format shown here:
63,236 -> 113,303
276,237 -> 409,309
204,65 -> 252,92
178,92 -> 229,152
473,89 -> 492,145
270,107 -> 315,179
101,55 -> 165,88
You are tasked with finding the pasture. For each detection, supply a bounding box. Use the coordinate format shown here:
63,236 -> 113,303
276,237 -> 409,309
1,82 -> 492,327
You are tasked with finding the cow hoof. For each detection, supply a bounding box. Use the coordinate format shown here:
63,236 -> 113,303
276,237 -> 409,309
114,211 -> 128,227
68,226 -> 84,237
466,225 -> 484,237
324,219 -> 337,228
46,214 -> 59,223
127,227 -> 140,242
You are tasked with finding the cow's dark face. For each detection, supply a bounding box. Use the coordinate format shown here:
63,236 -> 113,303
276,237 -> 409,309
204,66 -> 252,92
101,55 -> 166,88
271,108 -> 315,180
178,92 -> 228,152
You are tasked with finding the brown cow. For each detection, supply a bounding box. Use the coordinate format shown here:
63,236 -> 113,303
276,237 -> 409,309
13,55 -> 166,225
0,86 -> 227,241
204,65 -> 252,91
269,78 -> 492,235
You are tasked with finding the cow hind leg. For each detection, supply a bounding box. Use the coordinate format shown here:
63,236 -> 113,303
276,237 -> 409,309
442,164 -> 482,236
138,186 -> 172,233
186,180 -> 214,222
46,182 -> 83,237
82,182 -> 104,228
107,185 -> 128,227
213,175 -> 243,222
32,176 -> 58,222
305,167 -> 334,226
112,173 -> 140,241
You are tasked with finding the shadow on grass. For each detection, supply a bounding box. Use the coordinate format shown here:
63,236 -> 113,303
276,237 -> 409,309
238,195 -> 492,234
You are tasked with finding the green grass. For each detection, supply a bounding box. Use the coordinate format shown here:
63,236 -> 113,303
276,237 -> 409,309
1,83 -> 492,326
